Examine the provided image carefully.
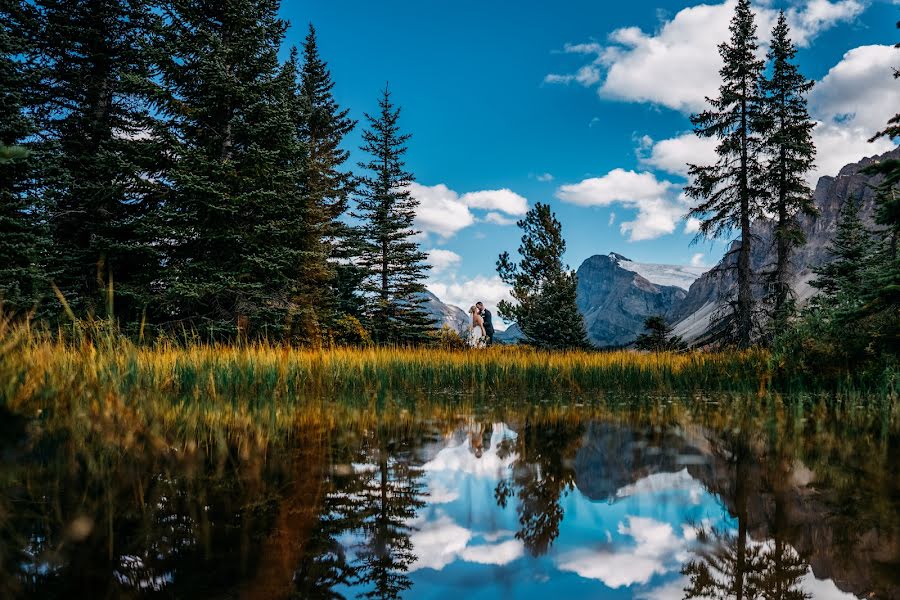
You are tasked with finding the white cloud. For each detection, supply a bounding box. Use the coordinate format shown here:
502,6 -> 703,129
546,0 -> 867,114
684,217 -> 702,234
461,189 -> 529,215
536,172 -> 555,182
460,539 -> 524,565
555,169 -> 673,207
409,513 -> 472,572
638,133 -> 718,178
409,183 -> 530,240
555,169 -> 689,241
557,516 -> 686,588
409,182 -> 476,239
689,253 -> 706,267
482,212 -> 518,226
807,44 -> 899,181
427,249 -> 462,274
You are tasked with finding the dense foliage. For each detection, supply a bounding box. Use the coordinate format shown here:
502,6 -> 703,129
0,0 -> 432,345
497,202 -> 589,350
634,316 -> 688,352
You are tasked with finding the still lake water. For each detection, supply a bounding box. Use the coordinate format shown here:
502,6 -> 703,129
2,397 -> 898,599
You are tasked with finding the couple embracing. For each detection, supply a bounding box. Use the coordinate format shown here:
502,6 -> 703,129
467,301 -> 494,348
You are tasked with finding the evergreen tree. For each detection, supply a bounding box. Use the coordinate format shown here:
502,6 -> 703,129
758,12 -> 817,331
0,0 -> 45,314
153,0 -> 305,338
686,0 -> 765,348
810,195 -> 869,302
496,202 -> 589,350
34,0 -> 161,321
633,315 -> 688,352
353,87 -> 431,345
292,26 -> 367,339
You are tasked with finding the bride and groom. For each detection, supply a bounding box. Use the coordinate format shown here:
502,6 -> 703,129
467,301 -> 494,348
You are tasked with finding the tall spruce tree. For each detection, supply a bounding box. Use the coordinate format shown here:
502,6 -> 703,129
34,0 -> 161,322
496,202 -> 589,350
354,87 -> 431,345
295,25 -> 363,334
811,195 -> 869,302
686,0 -> 765,348
758,11 -> 817,332
0,0 -> 45,314
153,0 -> 305,338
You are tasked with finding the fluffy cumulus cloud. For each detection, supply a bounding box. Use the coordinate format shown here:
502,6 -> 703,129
556,516 -> 688,588
460,189 -> 529,215
807,44 -> 899,182
638,133 -> 718,178
555,169 -> 690,241
409,182 -> 476,239
427,248 -> 462,274
546,0 -> 867,113
409,183 -> 529,240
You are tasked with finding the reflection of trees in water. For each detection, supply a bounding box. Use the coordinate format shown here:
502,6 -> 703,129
1,421 -> 308,599
683,420 -> 810,600
293,424 -> 426,600
494,420 -> 584,556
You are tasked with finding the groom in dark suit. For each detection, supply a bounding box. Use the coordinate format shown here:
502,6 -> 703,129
476,302 -> 494,346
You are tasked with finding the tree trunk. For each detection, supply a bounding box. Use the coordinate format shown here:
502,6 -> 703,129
775,146 -> 790,318
738,89 -> 753,348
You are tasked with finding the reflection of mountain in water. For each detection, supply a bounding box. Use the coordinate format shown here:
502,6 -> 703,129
573,421 -> 711,502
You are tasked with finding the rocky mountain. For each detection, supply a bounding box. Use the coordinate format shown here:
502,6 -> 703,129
493,322 -> 523,344
418,290 -> 470,334
671,147 -> 898,342
575,253 -> 703,347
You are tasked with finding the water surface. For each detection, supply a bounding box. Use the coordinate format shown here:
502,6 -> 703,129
2,397 -> 897,599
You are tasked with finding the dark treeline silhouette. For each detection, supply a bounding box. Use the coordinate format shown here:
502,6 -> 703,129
0,0 -> 432,344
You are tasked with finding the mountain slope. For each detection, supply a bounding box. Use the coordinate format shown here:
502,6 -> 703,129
575,253 -> 700,347
671,146 -> 898,341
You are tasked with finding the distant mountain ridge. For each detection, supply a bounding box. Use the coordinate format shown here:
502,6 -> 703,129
575,253 -> 702,347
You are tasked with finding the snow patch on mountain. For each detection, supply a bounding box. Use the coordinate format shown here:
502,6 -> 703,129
610,253 -> 707,291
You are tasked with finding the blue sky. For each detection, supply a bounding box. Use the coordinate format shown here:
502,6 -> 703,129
280,0 -> 899,316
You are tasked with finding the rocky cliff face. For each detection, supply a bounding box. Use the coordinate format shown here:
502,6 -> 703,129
575,253 -> 697,347
671,146 -> 898,341
418,290 -> 470,334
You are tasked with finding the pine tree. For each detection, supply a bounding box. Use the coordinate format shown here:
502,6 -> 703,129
0,0 -> 45,314
758,12 -> 817,331
811,195 -> 870,302
686,0 -> 765,348
496,202 -> 589,350
153,0 -> 305,339
354,87 -> 431,345
295,25 -> 362,336
34,0 -> 161,322
633,316 -> 688,352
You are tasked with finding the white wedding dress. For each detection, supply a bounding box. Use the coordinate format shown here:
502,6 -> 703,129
468,326 -> 486,348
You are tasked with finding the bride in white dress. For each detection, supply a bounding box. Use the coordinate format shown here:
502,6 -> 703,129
468,305 -> 486,348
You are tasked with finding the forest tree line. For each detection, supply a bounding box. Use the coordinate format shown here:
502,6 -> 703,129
0,0 -> 435,345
